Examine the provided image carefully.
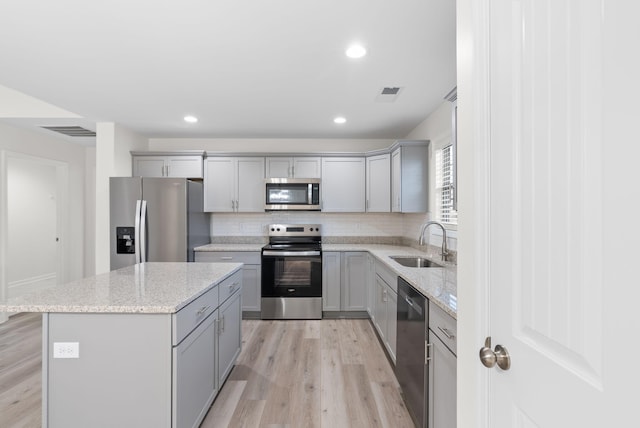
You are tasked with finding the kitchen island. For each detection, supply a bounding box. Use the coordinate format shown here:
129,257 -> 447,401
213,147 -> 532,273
0,262 -> 243,428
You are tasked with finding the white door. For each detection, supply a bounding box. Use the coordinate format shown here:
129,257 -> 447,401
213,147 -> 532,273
459,0 -> 640,426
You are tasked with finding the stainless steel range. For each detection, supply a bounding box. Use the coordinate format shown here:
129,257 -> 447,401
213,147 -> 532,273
261,224 -> 322,319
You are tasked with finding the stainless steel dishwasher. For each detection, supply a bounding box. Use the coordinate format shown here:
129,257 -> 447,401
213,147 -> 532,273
396,277 -> 428,428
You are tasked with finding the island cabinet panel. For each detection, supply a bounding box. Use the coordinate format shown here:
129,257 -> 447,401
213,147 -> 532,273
172,311 -> 218,428
46,313 -> 173,428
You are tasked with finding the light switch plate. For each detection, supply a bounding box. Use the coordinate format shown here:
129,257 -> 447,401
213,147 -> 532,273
53,342 -> 80,358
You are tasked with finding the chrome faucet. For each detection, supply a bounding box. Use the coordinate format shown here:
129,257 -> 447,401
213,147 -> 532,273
418,221 -> 448,262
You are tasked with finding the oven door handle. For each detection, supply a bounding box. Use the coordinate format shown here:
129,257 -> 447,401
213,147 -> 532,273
262,250 -> 321,257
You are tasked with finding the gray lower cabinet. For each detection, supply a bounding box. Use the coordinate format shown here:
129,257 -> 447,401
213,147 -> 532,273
322,252 -> 341,311
322,251 -> 368,314
173,310 -> 218,428
373,260 -> 397,363
195,251 -> 261,314
341,252 -> 368,311
366,253 -> 376,320
427,301 -> 457,428
218,289 -> 242,384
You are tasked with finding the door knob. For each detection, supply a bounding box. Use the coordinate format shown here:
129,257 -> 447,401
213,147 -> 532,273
479,336 -> 511,370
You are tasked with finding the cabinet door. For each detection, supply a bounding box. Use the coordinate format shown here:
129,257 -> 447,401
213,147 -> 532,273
166,156 -> 203,178
366,254 -> 376,320
265,157 -> 293,178
342,252 -> 367,311
218,290 -> 242,385
366,154 -> 391,212
242,264 -> 261,312
374,275 -> 388,340
236,157 -> 265,212
133,156 -> 166,177
322,252 -> 341,311
391,149 -> 402,212
428,332 -> 457,428
293,157 -> 321,178
204,158 -> 235,212
173,312 -> 217,428
321,157 -> 365,212
386,288 -> 398,364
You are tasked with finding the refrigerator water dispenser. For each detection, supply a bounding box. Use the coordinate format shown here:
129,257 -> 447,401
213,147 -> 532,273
116,227 -> 135,254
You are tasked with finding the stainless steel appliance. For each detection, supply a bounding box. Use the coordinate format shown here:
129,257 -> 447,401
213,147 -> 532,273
109,177 -> 210,270
396,277 -> 428,428
261,224 -> 322,319
264,178 -> 321,211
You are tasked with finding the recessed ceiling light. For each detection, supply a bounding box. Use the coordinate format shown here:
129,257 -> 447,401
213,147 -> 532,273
184,115 -> 198,123
334,117 -> 347,124
345,44 -> 367,59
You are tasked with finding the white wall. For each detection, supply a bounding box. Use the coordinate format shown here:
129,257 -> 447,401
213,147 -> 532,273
7,157 -> 57,284
402,100 -> 457,251
148,138 -> 393,153
0,123 -> 88,283
95,123 -> 147,274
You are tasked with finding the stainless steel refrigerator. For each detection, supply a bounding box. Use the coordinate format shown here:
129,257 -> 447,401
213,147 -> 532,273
109,177 -> 210,270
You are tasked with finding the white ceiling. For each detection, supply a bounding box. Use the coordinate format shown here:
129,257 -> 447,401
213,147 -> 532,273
0,0 -> 456,141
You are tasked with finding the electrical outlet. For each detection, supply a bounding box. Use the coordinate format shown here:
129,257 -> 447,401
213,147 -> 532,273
53,342 -> 80,359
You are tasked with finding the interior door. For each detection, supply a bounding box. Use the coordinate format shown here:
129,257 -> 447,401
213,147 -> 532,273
475,0 -> 640,426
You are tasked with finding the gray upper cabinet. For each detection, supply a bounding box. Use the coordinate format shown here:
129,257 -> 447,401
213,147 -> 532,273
321,157 -> 366,212
265,157 -> 321,178
391,142 -> 429,213
132,151 -> 204,178
204,156 -> 265,212
366,153 -> 391,212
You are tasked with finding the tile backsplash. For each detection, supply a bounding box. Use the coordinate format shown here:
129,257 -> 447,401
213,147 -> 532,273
208,211 -> 457,256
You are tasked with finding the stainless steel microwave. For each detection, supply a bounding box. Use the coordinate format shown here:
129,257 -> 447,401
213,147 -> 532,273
265,178 -> 321,211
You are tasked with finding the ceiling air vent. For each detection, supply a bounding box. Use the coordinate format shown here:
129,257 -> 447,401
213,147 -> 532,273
444,87 -> 457,103
376,86 -> 403,102
41,126 -> 96,137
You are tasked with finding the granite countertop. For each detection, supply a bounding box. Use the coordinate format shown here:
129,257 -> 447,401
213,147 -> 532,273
0,262 -> 242,314
194,242 -> 457,319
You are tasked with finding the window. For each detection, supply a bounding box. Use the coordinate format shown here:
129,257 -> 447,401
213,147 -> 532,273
435,144 -> 457,224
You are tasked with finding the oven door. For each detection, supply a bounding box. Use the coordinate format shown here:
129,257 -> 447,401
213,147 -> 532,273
261,251 -> 322,298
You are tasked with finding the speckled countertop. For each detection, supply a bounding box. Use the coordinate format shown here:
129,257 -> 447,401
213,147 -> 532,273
0,262 -> 242,314
194,243 -> 457,319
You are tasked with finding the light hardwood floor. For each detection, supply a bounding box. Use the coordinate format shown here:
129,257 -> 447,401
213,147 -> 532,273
0,314 -> 414,428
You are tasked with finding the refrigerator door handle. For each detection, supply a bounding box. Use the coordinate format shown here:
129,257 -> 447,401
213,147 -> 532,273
140,200 -> 148,263
134,200 -> 142,264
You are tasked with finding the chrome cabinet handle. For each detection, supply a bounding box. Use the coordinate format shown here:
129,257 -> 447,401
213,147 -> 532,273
196,305 -> 210,316
438,326 -> 455,340
479,336 -> 511,370
425,342 -> 433,364
220,256 -> 233,260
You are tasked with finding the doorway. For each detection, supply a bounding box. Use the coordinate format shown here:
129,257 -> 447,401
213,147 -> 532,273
0,151 -> 68,322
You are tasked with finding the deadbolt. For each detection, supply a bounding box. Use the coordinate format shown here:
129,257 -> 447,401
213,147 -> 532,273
479,336 -> 511,370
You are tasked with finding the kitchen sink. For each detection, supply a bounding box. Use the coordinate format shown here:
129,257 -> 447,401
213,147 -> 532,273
390,256 -> 443,268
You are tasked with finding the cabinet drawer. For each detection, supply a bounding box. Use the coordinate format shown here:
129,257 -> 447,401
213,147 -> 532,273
173,286 -> 218,345
429,301 -> 457,355
218,271 -> 242,304
195,251 -> 261,264
375,260 -> 397,293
